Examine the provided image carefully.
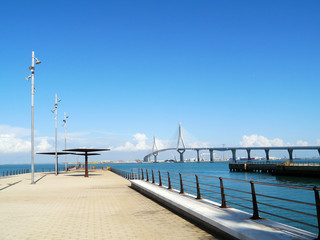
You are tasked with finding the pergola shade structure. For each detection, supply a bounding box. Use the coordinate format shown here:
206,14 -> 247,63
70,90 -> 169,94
36,152 -> 74,175
63,148 -> 110,177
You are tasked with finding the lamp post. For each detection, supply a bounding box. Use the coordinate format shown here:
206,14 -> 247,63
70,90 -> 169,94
51,94 -> 61,175
25,51 -> 41,184
62,113 -> 69,172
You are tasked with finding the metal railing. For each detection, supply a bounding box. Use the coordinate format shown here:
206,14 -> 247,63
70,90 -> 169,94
1,169 -> 30,177
1,167 -> 64,177
111,167 -> 320,238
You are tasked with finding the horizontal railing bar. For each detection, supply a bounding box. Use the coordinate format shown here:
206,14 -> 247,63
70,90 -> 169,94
257,202 -> 317,217
199,182 -> 220,188
224,187 -> 251,195
183,183 -> 196,189
199,187 -> 220,195
196,175 -> 318,191
258,210 -> 318,228
170,180 -> 180,185
226,201 -> 252,210
201,193 -> 221,201
224,194 -> 252,202
170,177 -> 180,181
183,179 -> 196,184
186,189 -> 197,194
256,193 -> 315,206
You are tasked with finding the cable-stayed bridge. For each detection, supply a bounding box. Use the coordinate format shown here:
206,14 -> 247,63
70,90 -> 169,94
144,123 -> 320,162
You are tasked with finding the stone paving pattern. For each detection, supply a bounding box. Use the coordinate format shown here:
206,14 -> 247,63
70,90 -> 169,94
0,169 -> 220,240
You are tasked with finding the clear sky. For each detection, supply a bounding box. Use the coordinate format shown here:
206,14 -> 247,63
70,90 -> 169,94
1,0 -> 320,163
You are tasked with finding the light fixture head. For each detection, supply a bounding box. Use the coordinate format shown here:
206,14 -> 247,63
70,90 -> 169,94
57,98 -> 61,102
51,109 -> 55,113
34,57 -> 41,64
25,75 -> 32,81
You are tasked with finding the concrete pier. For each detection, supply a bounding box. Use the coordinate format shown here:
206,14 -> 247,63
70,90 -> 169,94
229,162 -> 320,177
0,169 -> 217,240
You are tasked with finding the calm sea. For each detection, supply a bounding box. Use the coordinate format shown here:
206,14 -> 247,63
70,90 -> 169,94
1,159 -> 320,234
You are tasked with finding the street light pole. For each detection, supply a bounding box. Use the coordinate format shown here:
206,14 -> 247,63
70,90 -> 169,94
51,94 -> 61,175
62,113 -> 69,172
26,51 -> 41,184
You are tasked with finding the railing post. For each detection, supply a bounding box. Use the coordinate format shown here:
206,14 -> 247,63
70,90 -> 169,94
313,186 -> 320,240
158,170 -> 162,186
141,168 -> 144,180
152,170 -> 155,183
179,173 -> 184,194
167,172 -> 172,189
138,168 -> 140,179
219,177 -> 227,208
195,175 -> 201,199
250,181 -> 260,219
146,169 -> 149,182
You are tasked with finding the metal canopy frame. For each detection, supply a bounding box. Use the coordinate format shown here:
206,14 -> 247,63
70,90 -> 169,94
63,148 -> 110,177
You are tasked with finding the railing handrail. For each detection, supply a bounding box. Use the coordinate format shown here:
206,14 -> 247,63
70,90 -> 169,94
111,167 -> 320,237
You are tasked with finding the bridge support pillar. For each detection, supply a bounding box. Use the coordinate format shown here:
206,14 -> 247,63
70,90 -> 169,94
318,149 -> 320,157
209,149 -> 214,162
247,149 -> 251,160
231,149 -> 236,162
177,149 -> 185,163
288,149 -> 293,161
153,154 -> 158,163
265,149 -> 270,161
196,149 -> 200,162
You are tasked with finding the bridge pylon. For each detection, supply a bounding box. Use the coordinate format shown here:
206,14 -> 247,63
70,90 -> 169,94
176,122 -> 186,162
152,135 -> 158,163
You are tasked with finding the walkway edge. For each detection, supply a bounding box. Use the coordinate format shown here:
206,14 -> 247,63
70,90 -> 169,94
131,180 -> 316,240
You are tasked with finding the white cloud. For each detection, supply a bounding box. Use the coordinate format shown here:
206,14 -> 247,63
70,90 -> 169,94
240,134 -> 311,147
0,133 -> 31,153
0,125 -> 29,137
114,133 -> 150,151
240,134 -> 284,147
295,140 -> 309,146
35,138 -> 52,152
113,133 -> 211,152
0,125 -> 52,154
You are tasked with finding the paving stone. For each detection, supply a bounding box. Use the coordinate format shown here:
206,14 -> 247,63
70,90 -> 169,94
0,170 -> 219,240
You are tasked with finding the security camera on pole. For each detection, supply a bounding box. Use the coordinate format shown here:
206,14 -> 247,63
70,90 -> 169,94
25,51 -> 41,184
51,94 -> 61,175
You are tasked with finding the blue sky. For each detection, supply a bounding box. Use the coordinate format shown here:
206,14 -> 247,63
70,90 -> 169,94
0,1 -> 320,163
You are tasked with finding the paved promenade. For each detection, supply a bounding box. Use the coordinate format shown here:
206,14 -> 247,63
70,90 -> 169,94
0,169 -> 219,240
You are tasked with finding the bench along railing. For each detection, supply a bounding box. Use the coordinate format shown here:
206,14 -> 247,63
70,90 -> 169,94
110,167 -> 320,238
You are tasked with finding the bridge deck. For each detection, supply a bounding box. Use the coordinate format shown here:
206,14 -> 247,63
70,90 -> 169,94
0,169 -> 218,240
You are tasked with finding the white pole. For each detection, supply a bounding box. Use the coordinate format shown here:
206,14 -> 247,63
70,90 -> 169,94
31,51 -> 35,184
55,94 -> 58,175
64,113 -> 67,172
